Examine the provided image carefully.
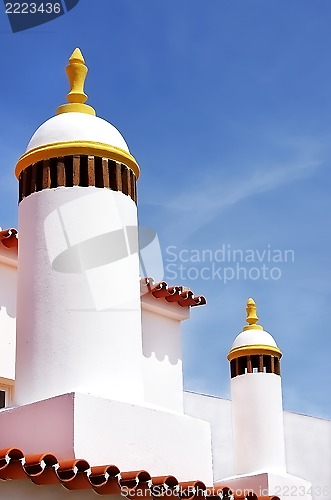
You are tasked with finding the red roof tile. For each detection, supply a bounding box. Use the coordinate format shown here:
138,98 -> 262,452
0,448 -> 279,499
141,277 -> 206,308
0,228 -> 18,251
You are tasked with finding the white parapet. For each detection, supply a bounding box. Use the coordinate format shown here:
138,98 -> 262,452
141,293 -> 190,413
0,392 -> 214,485
0,257 -> 17,383
215,472 -> 313,500
15,187 -> 144,406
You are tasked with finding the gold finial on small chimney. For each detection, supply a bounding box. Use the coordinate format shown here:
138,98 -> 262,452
243,297 -> 263,331
57,48 -> 96,116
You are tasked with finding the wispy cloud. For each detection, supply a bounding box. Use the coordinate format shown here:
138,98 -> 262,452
158,156 -> 322,242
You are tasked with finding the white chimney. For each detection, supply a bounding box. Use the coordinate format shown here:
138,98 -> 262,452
228,298 -> 286,475
14,48 -> 144,406
215,298 -> 313,499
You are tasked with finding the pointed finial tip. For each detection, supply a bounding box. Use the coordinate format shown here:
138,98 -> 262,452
69,47 -> 85,64
244,296 -> 263,331
56,47 -> 96,116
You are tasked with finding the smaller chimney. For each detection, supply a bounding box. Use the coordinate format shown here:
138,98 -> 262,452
228,298 -> 286,475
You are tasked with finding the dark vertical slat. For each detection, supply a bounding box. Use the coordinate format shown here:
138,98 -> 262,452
247,355 -> 252,373
36,161 -> 43,192
30,164 -> 37,194
73,155 -> 80,186
258,354 -> 264,372
94,157 -> 102,188
18,174 -> 23,202
115,162 -> 122,192
64,156 -> 73,187
251,355 -> 258,372
132,172 -> 137,203
238,356 -> 247,376
42,159 -> 51,189
235,358 -> 239,377
50,158 -> 58,188
79,155 -> 88,187
265,355 -> 272,373
102,158 -> 110,188
130,170 -> 134,201
57,158 -> 66,187
87,156 -> 95,186
126,167 -> 132,198
131,171 -> 136,203
0,390 -> 5,409
122,166 -> 130,196
109,161 -> 117,191
275,358 -> 281,375
270,356 -> 275,374
22,167 -> 32,199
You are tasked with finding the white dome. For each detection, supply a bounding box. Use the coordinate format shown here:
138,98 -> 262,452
231,329 -> 278,350
26,112 -> 130,154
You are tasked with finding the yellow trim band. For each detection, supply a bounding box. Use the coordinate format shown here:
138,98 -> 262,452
243,324 -> 263,331
227,344 -> 282,361
56,103 -> 96,116
15,141 -> 140,179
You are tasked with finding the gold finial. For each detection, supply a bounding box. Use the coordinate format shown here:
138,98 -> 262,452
56,48 -> 96,116
243,297 -> 263,331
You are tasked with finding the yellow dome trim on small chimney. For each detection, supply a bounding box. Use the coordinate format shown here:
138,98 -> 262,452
56,48 -> 96,116
227,298 -> 283,361
243,297 -> 263,331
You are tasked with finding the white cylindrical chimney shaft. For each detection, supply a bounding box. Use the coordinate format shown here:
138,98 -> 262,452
228,298 -> 286,475
15,185 -> 144,406
231,370 -> 286,474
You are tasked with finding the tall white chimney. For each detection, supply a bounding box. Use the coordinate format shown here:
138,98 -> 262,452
14,48 -> 144,406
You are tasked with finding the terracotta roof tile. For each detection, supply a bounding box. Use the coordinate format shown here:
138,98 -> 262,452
0,448 -> 279,499
141,277 -> 206,308
0,228 -> 18,251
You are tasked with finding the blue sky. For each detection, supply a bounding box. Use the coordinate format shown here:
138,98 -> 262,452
0,0 -> 330,419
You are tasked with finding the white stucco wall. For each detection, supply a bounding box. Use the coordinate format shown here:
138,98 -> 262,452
283,411 -> 331,496
0,253 -> 17,383
184,391 -> 234,480
184,391 -> 331,499
141,297 -> 189,413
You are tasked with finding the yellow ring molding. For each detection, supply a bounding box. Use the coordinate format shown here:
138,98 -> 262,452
15,140 -> 140,179
227,344 -> 283,361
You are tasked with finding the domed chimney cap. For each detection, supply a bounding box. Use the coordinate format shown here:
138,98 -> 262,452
15,48 -> 140,179
227,298 -> 282,361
